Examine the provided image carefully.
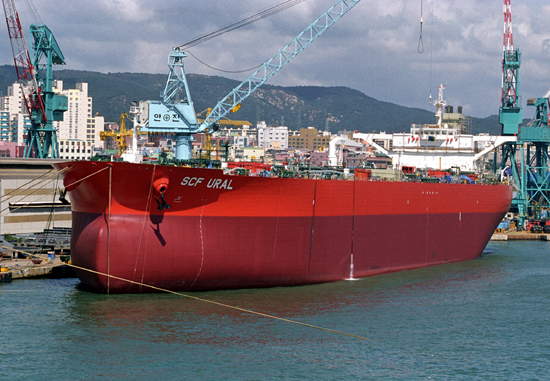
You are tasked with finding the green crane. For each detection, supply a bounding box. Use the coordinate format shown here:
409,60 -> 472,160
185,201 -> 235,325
497,0 -> 550,227
2,0 -> 67,158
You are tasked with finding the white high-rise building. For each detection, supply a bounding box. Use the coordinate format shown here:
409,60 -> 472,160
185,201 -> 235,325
53,81 -> 103,148
14,113 -> 31,145
257,121 -> 288,149
0,84 -> 27,144
2,83 -> 25,116
0,81 -> 105,156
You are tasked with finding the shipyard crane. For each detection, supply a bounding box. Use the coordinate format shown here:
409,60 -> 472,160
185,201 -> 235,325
499,0 -> 522,136
195,108 -> 251,160
196,108 -> 252,127
508,91 -> 550,224
1,0 -> 67,158
134,0 -> 361,161
497,0 -> 550,226
497,0 -> 524,216
100,113 -> 134,155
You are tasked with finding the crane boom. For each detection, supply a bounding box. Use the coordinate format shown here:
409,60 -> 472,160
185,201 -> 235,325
200,0 -> 361,131
2,0 -> 40,122
137,0 -> 361,161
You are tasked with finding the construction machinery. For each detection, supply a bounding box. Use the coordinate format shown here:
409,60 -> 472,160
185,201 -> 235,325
195,107 -> 252,160
133,0 -> 361,161
100,113 -> 133,156
196,108 -> 252,127
2,0 -> 67,158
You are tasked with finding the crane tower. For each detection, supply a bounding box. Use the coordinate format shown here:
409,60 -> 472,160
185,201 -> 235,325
498,0 -> 550,227
2,0 -> 67,158
499,0 -> 522,136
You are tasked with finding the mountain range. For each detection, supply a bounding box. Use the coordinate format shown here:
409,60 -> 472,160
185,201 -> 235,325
0,65 -> 504,135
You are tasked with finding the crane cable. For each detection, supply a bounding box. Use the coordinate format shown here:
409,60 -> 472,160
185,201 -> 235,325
23,0 -> 42,25
187,50 -> 263,74
417,0 -> 424,53
180,0 -> 307,74
429,0 -> 434,107
178,0 -> 307,50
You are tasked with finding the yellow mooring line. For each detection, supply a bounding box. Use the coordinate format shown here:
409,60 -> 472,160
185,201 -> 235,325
1,245 -> 369,341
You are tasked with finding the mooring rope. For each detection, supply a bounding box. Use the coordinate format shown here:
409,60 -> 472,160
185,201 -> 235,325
0,245 -> 369,341
0,167 -> 70,215
0,167 -> 60,202
61,165 -> 111,189
107,165 -> 112,295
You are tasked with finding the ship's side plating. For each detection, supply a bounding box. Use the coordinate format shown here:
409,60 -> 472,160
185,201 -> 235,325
54,161 -> 512,293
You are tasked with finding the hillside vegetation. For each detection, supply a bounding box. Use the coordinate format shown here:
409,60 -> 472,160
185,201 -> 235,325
0,65 -> 504,135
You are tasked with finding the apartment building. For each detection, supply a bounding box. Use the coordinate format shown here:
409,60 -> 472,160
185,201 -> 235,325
257,121 -> 288,149
0,81 -> 104,157
53,81 -> 103,149
288,127 -> 331,150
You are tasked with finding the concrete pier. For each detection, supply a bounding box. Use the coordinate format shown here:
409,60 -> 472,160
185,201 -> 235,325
491,232 -> 550,241
0,257 -> 75,280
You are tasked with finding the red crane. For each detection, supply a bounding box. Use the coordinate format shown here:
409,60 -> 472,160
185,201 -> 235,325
2,0 -> 46,124
502,0 -> 514,53
2,0 -> 63,158
499,0 -> 522,136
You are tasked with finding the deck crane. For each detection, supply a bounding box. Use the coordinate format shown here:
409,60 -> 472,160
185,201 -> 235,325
2,0 -> 67,158
134,0 -> 361,161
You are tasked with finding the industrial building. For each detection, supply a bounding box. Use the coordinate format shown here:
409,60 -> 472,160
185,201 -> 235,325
0,158 -> 71,235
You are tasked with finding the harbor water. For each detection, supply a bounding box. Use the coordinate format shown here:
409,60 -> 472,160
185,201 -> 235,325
1,241 -> 549,380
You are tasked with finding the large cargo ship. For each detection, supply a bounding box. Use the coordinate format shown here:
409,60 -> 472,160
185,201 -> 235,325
53,161 -> 512,293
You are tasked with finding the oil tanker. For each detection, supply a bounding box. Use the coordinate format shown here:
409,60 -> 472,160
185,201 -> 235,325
53,161 -> 512,293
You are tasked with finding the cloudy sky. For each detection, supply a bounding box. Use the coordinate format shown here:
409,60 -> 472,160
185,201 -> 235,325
2,0 -> 549,118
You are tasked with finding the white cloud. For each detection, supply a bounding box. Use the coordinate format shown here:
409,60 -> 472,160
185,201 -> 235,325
0,0 -> 547,118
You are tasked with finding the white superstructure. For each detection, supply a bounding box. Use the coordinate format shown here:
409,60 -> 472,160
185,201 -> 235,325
354,85 -> 517,172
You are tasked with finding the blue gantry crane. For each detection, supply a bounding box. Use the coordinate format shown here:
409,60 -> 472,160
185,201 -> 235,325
498,0 -> 550,226
513,92 -> 550,223
2,0 -> 67,158
135,0 -> 361,160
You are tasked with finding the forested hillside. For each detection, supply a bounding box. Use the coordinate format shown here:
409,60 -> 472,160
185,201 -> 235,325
0,65 -> 504,135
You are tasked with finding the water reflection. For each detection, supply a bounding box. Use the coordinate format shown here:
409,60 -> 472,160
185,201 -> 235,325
4,241 -> 548,380
59,250 -> 509,347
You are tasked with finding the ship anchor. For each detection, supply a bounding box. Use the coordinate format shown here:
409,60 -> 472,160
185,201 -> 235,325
155,189 -> 172,211
58,188 -> 70,205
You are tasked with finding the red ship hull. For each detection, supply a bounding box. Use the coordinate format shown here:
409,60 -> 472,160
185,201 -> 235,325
53,161 -> 512,293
